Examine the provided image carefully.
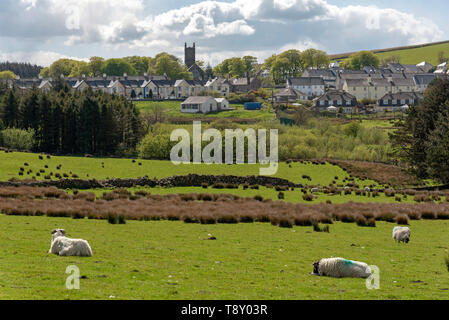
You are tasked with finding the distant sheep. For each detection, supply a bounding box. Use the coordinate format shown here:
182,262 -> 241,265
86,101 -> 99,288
311,188 -> 319,193
312,257 -> 372,278
393,226 -> 411,244
364,187 -> 371,193
49,229 -> 93,257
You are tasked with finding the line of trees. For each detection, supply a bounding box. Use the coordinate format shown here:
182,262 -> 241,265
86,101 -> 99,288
0,82 -> 145,156
390,78 -> 449,183
40,53 -> 194,80
0,62 -> 43,78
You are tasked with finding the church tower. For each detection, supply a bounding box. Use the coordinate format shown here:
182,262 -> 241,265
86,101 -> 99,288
185,43 -> 196,69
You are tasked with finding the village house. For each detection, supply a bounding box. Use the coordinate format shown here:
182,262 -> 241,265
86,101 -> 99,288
274,88 -> 308,103
377,92 -> 423,112
230,77 -> 262,93
205,77 -> 231,96
215,98 -> 230,110
314,90 -> 357,113
286,77 -> 325,99
181,96 -> 218,114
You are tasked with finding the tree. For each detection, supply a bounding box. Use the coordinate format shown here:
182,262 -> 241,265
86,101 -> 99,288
123,56 -> 152,75
214,57 -> 246,78
438,51 -> 448,64
381,55 -> 401,67
342,51 -> 380,70
242,56 -> 258,76
0,90 -> 20,127
264,49 -> 306,83
69,61 -> 92,77
301,49 -> 330,69
391,78 -> 449,182
101,59 -> 137,76
42,59 -> 80,78
88,57 -> 105,76
148,53 -> 192,80
0,71 -> 17,79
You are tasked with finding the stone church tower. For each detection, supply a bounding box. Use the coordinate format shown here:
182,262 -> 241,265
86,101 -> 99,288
184,43 -> 196,69
184,42 -> 206,82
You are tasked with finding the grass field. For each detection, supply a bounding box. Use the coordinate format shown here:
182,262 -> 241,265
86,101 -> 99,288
0,151 -> 378,188
86,186 -> 419,205
134,100 -> 275,121
0,214 -> 448,300
375,42 -> 449,66
331,40 -> 449,66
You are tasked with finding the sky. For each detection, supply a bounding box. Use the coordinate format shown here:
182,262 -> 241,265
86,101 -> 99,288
0,0 -> 447,67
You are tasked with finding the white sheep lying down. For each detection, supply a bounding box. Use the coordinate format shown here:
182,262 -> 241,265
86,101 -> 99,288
312,258 -> 372,278
49,229 -> 93,257
393,226 -> 411,244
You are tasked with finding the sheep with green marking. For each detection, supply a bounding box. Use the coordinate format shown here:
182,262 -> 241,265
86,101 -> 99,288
312,258 -> 372,278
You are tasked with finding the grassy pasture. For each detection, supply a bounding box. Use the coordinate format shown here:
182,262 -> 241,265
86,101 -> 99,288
134,100 -> 275,121
86,186 -> 418,205
0,151 -> 378,188
0,214 -> 448,300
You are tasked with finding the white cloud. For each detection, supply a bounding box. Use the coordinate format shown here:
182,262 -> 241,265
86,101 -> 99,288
0,0 -> 445,66
0,51 -> 87,67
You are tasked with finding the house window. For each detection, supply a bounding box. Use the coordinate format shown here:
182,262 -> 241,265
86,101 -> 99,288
383,100 -> 388,105
337,100 -> 342,105
346,100 -> 351,106
320,100 -> 325,106
392,99 -> 397,105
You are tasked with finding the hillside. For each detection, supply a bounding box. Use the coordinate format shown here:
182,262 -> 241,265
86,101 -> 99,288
330,40 -> 449,66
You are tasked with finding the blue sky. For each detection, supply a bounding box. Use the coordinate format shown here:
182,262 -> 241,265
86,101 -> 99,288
0,0 -> 447,66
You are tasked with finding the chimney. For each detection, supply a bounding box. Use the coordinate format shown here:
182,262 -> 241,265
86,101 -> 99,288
103,73 -> 107,79
39,75 -> 43,80
246,72 -> 250,85
60,74 -> 64,79
15,75 -> 20,80
82,74 -> 86,78
123,73 -> 128,79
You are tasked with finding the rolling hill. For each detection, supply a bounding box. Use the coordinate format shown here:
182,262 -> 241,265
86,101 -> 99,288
330,40 -> 449,66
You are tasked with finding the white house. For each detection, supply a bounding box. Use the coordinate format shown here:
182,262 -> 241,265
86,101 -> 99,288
286,77 -> 325,99
215,98 -> 230,110
181,96 -> 218,114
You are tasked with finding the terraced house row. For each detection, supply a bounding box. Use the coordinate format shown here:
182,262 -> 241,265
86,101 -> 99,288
4,74 -> 245,100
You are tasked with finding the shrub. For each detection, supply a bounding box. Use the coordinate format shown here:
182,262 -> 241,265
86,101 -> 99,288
302,194 -> 314,202
445,251 -> 449,273
278,192 -> 285,200
0,128 -> 35,151
394,215 -> 409,225
118,215 -> 126,224
107,213 -> 118,224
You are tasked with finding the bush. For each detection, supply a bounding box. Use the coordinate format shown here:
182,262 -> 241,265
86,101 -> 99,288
138,134 -> 174,160
0,128 -> 35,151
445,251 -> 449,273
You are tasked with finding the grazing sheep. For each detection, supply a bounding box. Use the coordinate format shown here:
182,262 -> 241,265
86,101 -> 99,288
393,226 -> 411,244
311,188 -> 319,193
364,187 -> 371,193
49,229 -> 93,257
312,257 -> 372,278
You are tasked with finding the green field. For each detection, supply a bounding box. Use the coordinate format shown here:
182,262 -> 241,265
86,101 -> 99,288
84,186 -> 418,205
331,41 -> 449,66
375,42 -> 449,66
0,215 -> 448,300
0,151 -> 378,188
134,101 -> 275,121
